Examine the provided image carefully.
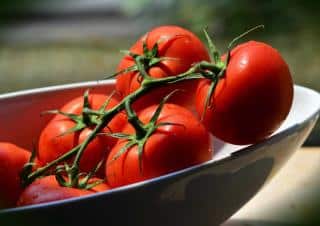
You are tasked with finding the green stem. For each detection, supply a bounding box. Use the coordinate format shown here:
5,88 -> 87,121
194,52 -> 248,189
27,144 -> 80,184
24,24 -> 266,187
198,61 -> 224,75
25,61 -> 221,186
135,56 -> 150,80
143,65 -> 197,86
125,100 -> 146,139
228,25 -> 264,50
203,27 -> 220,64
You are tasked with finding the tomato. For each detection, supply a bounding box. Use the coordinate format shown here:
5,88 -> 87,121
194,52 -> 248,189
38,94 -> 127,176
116,25 -> 210,111
106,104 -> 212,188
196,41 -> 293,145
0,142 -> 30,208
17,175 -> 109,206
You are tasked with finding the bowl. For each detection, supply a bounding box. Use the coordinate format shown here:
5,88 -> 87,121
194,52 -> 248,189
0,80 -> 319,226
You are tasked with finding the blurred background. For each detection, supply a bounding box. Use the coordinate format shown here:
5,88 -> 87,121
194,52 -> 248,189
0,0 -> 319,145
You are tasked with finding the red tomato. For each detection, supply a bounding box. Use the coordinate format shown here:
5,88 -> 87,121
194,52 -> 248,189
106,104 -> 212,188
0,142 -> 30,208
116,25 -> 210,111
17,175 -> 109,206
38,94 -> 127,175
196,41 -> 293,145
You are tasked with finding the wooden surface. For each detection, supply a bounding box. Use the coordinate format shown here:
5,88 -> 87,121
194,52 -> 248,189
222,147 -> 320,226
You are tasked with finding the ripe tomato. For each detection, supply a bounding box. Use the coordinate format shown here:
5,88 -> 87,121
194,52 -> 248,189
106,104 -> 212,188
0,142 -> 30,208
38,94 -> 127,175
196,41 -> 293,145
17,175 -> 109,206
116,25 -> 210,111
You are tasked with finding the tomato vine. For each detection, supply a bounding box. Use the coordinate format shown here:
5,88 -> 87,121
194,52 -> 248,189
21,25 -> 265,188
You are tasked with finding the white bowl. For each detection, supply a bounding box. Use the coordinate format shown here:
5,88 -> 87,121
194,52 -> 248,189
0,80 -> 319,226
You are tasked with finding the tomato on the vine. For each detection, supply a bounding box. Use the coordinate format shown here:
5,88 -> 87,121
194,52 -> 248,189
17,175 -> 109,206
106,104 -> 212,188
38,94 -> 127,175
196,41 -> 293,145
116,25 -> 210,111
0,142 -> 30,208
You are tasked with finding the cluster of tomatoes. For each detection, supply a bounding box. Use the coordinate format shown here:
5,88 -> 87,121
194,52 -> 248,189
0,25 -> 293,209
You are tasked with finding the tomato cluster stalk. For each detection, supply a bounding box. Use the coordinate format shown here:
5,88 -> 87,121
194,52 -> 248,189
21,25 -> 264,189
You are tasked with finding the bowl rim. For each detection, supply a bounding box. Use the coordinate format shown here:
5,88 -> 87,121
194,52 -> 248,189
0,80 -> 319,214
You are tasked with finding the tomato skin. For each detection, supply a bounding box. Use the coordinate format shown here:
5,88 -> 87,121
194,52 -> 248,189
106,104 -> 212,188
196,41 -> 293,145
116,25 -> 210,111
17,175 -> 109,206
38,94 -> 127,175
0,142 -> 30,208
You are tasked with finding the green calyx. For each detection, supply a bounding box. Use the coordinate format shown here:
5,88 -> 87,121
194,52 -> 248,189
200,25 -> 265,117
55,160 -> 105,189
42,90 -> 114,136
108,91 -> 180,173
107,39 -> 172,81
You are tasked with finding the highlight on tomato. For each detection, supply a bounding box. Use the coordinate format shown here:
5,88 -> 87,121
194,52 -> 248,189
106,103 -> 213,188
115,25 -> 210,111
38,92 -> 127,176
196,40 -> 293,145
